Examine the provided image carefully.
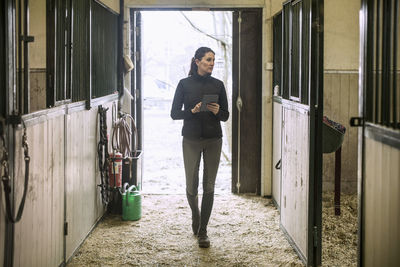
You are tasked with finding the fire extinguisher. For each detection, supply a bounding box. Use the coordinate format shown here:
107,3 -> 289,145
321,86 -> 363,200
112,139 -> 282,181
109,152 -> 122,187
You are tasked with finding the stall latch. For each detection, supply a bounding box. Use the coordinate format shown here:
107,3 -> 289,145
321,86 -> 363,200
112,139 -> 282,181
6,114 -> 22,127
350,117 -> 364,127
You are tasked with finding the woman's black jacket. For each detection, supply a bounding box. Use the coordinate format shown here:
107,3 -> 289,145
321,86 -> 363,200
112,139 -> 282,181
170,72 -> 229,139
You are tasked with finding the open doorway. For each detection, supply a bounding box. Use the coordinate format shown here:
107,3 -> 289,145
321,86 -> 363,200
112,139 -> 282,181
139,11 -> 233,195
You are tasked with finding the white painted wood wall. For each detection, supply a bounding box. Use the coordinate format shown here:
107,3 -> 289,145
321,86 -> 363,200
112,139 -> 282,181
323,72 -> 358,193
280,106 -> 310,260
2,101 -> 114,266
272,99 -> 282,208
13,118 -> 65,267
65,106 -> 108,259
363,137 -> 400,266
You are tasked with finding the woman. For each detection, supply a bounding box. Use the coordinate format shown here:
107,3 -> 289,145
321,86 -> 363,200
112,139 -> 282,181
170,47 -> 229,248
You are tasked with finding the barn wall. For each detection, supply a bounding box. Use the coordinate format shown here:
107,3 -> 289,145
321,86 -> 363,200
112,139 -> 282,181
261,3 -> 279,196
363,137 -> 400,266
321,0 -> 360,194
324,0 -> 360,71
30,0 -> 46,69
30,69 -> 47,113
323,72 -> 358,193
100,0 -> 120,13
18,0 -> 47,113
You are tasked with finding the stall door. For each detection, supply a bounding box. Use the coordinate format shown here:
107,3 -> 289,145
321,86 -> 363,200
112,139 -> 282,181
232,9 -> 262,194
272,11 -> 282,209
130,10 -> 143,152
358,0 -> 400,265
279,0 -> 323,265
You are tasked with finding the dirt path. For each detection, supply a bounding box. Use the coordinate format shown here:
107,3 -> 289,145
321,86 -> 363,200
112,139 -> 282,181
67,194 -> 304,266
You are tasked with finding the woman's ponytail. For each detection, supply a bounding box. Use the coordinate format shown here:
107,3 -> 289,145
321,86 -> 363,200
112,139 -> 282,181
188,57 -> 197,76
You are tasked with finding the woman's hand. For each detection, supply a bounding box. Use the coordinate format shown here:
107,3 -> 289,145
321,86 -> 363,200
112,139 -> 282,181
207,103 -> 219,115
191,102 -> 202,113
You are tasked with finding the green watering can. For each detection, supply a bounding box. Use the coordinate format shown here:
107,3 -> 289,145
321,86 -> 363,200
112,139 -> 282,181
122,183 -> 142,221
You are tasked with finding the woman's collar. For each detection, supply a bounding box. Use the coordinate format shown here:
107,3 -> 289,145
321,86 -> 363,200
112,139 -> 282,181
194,71 -> 211,79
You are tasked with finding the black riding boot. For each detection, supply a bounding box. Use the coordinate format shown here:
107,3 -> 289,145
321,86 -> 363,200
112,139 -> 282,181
186,193 -> 200,235
198,191 -> 214,248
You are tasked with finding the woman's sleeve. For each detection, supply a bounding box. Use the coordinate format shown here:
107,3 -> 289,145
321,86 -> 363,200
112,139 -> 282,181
216,82 -> 230,122
170,81 -> 194,120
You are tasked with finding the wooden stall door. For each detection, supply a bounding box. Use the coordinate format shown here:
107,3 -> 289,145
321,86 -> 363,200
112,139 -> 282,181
231,9 -> 262,194
130,10 -> 143,152
281,104 -> 312,263
272,99 -> 282,209
279,0 -> 323,266
358,0 -> 400,265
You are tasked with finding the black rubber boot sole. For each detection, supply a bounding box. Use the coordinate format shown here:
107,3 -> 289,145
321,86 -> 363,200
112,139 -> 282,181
198,235 -> 210,248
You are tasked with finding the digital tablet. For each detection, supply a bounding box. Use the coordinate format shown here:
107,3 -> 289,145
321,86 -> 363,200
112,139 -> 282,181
200,94 -> 219,112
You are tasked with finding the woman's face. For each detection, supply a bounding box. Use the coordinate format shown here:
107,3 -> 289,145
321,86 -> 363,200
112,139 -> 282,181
196,52 -> 215,76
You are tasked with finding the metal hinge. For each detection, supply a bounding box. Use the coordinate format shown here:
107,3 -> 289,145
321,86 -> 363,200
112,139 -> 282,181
312,18 -> 323,33
350,117 -> 364,127
64,222 -> 68,236
48,73 -> 53,90
0,119 -> 4,136
313,226 -> 318,247
135,51 -> 140,62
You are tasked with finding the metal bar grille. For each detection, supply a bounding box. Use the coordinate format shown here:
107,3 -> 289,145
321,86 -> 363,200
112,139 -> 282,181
290,1 -> 301,101
282,2 -> 291,100
369,0 -> 399,129
92,0 -> 118,99
301,0 -> 310,105
273,12 -> 282,94
281,0 -> 310,105
23,0 -> 30,114
374,0 -> 381,123
71,0 -> 89,102
381,0 -> 390,125
66,0 -> 72,100
0,2 -> 5,117
55,0 -> 67,102
393,0 -> 398,126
